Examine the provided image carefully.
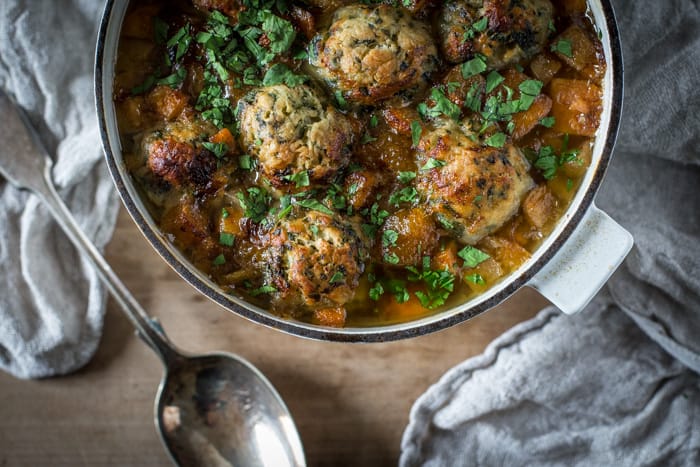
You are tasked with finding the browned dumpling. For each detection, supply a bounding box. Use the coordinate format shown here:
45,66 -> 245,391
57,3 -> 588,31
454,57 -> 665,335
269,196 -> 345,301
263,210 -> 369,309
140,119 -> 219,189
236,84 -> 356,188
416,120 -> 534,244
309,4 -> 439,104
438,0 -> 553,69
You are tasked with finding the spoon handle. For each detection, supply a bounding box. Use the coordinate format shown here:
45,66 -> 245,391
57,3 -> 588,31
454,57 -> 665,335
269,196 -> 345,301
0,89 -> 180,367
35,177 -> 181,366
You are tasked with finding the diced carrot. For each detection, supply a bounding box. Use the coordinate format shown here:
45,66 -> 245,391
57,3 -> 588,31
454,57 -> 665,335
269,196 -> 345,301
313,307 -> 347,328
345,170 -> 381,210
478,236 -> 531,272
529,53 -> 562,85
560,140 -> 592,178
512,94 -> 552,140
147,85 -> 189,121
464,258 -> 504,294
549,78 -> 602,137
121,5 -> 161,40
522,185 -> 558,229
432,241 -> 461,277
380,284 -> 427,322
209,128 -> 236,152
116,96 -> 148,134
552,25 -> 604,79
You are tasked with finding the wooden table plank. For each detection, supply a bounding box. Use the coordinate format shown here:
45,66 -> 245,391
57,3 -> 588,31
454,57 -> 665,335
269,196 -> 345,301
0,208 -> 548,466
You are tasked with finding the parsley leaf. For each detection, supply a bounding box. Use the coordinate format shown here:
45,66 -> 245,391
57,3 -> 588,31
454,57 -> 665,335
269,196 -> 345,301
458,245 -> 490,268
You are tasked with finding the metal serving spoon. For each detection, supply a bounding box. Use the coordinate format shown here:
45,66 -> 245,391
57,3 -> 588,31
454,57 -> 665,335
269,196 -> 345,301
0,88 -> 306,467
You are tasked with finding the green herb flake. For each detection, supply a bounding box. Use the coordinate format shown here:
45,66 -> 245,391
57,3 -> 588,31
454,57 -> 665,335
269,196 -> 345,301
410,121 -> 422,147
398,171 -> 416,184
464,273 -> 486,285
249,285 -> 277,297
420,158 -> 447,172
369,281 -> 384,301
213,254 -> 226,266
485,71 -> 505,93
202,141 -> 228,159
335,90 -> 347,109
262,63 -> 308,86
283,171 -> 310,188
551,39 -> 573,58
382,229 -> 399,247
219,232 -> 235,247
384,252 -> 400,265
295,198 -> 334,215
330,271 -> 345,284
458,245 -> 490,268
461,56 -> 488,79
485,132 -> 507,148
540,116 -> 556,128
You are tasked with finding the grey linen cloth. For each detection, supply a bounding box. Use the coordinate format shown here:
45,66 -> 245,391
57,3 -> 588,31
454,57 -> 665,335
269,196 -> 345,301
401,0 -> 700,465
0,0 -> 119,379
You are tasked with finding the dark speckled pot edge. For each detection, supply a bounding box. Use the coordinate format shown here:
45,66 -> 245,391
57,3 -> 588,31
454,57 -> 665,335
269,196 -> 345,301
95,0 -> 624,343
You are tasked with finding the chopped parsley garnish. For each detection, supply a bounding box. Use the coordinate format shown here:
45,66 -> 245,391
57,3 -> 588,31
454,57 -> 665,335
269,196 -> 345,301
202,142 -> 228,159
249,285 -> 277,296
398,171 -> 416,183
420,88 -> 461,121
238,154 -> 255,170
384,252 -> 400,265
485,71 -> 505,93
219,232 -> 236,247
335,90 -> 348,109
282,171 -> 310,188
295,198 -> 334,215
262,63 -> 308,86
361,132 -> 377,144
361,202 -> 390,237
407,256 -> 456,309
485,132 -> 507,148
330,271 -> 345,284
524,135 -> 581,180
388,186 -> 418,206
461,55 -> 488,79
464,273 -> 486,285
420,158 -> 446,172
369,281 -> 384,301
410,121 -> 422,147
369,114 -> 379,128
236,187 -> 271,223
221,207 -> 230,219
213,254 -> 226,266
382,229 -> 399,247
540,116 -> 556,128
551,39 -> 573,58
458,245 -> 490,268
463,17 -> 488,42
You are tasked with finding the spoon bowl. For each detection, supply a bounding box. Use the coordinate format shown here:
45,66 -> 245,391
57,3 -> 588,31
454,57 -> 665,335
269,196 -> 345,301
0,88 -> 306,466
157,353 -> 305,467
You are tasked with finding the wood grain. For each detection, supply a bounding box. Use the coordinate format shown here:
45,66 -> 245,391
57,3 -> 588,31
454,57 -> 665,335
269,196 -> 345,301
0,208 -> 548,466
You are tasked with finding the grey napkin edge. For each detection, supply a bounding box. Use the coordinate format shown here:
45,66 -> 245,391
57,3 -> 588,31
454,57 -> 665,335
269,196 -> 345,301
400,306 -> 560,462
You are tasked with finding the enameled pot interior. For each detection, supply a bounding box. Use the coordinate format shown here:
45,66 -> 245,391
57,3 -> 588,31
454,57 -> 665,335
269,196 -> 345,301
96,0 -> 623,342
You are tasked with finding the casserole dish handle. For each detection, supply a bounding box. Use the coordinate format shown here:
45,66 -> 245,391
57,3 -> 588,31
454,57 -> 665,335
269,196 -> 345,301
527,203 -> 633,314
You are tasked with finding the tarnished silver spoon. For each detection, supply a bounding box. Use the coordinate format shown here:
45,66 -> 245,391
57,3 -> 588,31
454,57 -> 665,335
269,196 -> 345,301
0,88 -> 306,467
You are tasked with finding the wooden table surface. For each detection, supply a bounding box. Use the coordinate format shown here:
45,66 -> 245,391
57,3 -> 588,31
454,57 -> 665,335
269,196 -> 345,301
0,208 -> 548,466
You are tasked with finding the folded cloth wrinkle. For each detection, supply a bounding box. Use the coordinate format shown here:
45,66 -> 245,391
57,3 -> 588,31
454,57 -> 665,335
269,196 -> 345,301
0,0 -> 119,379
402,0 -> 700,464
